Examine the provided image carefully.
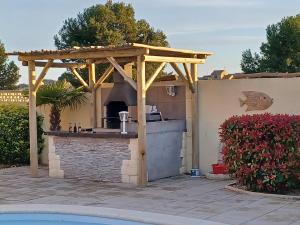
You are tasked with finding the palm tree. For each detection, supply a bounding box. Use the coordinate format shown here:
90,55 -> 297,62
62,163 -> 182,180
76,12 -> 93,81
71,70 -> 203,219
36,80 -> 87,131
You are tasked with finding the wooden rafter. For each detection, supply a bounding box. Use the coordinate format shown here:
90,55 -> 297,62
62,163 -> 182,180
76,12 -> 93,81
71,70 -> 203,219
107,57 -> 137,90
94,65 -> 114,89
145,62 -> 166,91
34,59 -> 53,92
144,55 -> 205,64
170,62 -> 195,93
70,68 -> 89,88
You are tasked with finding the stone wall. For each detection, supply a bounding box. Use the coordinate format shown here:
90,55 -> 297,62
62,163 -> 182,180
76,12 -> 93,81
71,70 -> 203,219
0,90 -> 28,105
49,136 -> 132,182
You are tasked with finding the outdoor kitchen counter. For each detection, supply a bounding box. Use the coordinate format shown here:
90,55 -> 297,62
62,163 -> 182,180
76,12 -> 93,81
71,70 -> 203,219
46,131 -> 137,182
45,131 -> 137,138
46,119 -> 186,184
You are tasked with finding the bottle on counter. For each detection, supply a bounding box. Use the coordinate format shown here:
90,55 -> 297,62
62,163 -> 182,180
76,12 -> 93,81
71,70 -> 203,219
68,123 -> 73,133
78,123 -> 82,133
73,123 -> 77,133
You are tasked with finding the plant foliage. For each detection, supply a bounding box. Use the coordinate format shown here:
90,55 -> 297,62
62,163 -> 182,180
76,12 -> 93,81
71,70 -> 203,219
36,80 -> 86,131
54,2 -> 169,86
0,40 -> 20,90
0,105 -> 43,165
220,114 -> 300,193
241,14 -> 300,73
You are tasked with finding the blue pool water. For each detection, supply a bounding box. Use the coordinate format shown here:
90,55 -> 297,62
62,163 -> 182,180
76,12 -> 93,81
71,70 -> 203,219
0,214 -> 153,225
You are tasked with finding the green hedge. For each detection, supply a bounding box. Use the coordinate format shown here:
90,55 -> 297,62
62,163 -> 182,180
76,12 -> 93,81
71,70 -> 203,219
0,105 -> 44,165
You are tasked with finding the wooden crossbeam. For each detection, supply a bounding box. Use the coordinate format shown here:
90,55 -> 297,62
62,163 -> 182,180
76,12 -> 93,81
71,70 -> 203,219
70,68 -> 89,88
107,57 -> 137,90
143,55 -> 205,64
22,61 -> 86,69
145,62 -> 166,91
94,65 -> 114,89
170,62 -> 195,93
33,59 -> 53,92
93,57 -> 136,65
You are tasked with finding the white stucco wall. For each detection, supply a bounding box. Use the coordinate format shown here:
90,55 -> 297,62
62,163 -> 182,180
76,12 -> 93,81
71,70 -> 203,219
198,78 -> 300,174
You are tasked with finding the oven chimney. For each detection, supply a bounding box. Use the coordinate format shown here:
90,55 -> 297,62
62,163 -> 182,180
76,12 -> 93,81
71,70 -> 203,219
104,71 -> 137,106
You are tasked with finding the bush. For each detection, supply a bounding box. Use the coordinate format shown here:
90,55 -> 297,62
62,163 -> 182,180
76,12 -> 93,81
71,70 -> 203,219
220,113 -> 300,193
0,105 -> 44,165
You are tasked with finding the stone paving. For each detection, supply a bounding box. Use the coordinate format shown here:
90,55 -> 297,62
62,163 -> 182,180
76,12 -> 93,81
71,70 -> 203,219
0,167 -> 299,225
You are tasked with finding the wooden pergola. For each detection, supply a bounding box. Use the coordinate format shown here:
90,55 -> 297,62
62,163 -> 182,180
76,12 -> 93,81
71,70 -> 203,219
9,43 -> 212,187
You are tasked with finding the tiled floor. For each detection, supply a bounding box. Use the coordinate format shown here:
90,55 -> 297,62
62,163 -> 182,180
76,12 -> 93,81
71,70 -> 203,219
0,167 -> 299,225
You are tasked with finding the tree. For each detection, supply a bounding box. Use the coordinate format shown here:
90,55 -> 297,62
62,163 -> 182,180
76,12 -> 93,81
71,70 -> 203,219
241,49 -> 262,73
0,40 -> 20,89
36,80 -> 87,131
241,14 -> 300,73
54,1 -> 168,86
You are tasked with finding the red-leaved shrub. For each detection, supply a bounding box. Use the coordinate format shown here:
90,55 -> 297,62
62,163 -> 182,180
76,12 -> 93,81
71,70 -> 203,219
220,114 -> 300,193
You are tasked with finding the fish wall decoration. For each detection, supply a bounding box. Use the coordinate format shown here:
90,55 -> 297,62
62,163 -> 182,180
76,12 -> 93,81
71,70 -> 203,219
239,91 -> 273,112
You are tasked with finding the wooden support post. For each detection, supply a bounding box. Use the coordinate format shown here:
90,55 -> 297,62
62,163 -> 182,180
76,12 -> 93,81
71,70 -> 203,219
28,61 -> 39,177
88,61 -> 97,128
191,63 -> 199,170
137,55 -> 147,187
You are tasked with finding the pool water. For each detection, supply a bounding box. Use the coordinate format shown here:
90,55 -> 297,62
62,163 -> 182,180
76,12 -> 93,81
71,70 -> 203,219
0,214 -> 153,225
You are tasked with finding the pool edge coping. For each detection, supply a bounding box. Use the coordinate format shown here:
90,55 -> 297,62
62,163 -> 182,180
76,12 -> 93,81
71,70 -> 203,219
0,204 -> 228,225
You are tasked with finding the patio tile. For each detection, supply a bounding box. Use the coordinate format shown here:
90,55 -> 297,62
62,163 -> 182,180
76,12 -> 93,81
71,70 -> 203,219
207,198 -> 293,225
0,167 -> 298,225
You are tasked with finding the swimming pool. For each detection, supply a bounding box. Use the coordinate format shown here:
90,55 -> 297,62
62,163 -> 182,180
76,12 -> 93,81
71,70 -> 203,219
0,213 -> 153,225
0,204 -> 227,225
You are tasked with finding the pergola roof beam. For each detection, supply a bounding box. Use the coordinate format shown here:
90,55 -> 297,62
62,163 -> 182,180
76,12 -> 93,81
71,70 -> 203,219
143,55 -> 205,64
22,61 -> 87,69
17,48 -> 149,61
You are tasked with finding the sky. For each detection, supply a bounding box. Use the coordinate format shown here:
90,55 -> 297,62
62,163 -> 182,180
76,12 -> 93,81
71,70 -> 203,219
0,0 -> 299,84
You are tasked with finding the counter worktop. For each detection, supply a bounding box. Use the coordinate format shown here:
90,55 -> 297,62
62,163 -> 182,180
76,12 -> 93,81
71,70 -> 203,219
44,131 -> 138,139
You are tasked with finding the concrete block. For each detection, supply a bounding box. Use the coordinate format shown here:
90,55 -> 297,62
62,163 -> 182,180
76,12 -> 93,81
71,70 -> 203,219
126,162 -> 138,176
49,160 -> 60,170
49,169 -> 64,178
129,175 -> 138,185
121,175 -> 130,183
